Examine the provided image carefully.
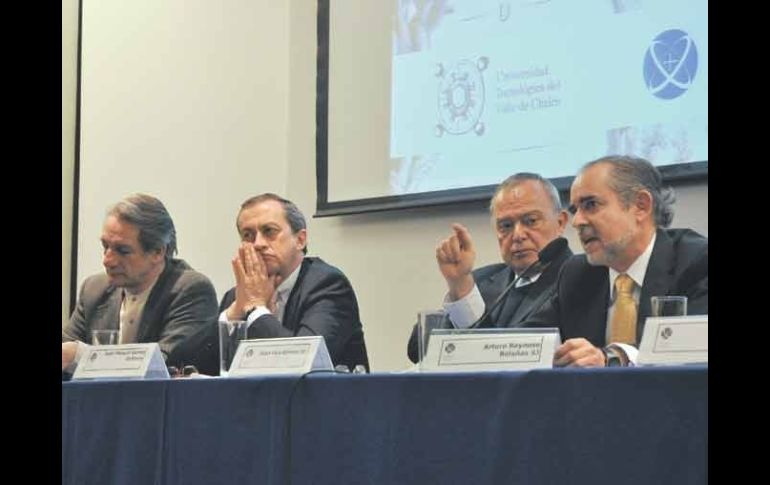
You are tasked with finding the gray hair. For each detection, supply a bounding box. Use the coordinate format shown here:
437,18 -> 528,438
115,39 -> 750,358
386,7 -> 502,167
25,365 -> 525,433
490,172 -> 563,216
107,194 -> 177,260
238,193 -> 308,254
582,155 -> 675,227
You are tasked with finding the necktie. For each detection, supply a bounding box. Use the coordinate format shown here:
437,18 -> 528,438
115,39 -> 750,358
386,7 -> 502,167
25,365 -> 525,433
274,292 -> 285,322
609,274 -> 637,344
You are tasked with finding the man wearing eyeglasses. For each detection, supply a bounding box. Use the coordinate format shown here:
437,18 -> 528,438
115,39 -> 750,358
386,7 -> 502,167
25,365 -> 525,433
407,173 -> 573,363
524,156 -> 708,367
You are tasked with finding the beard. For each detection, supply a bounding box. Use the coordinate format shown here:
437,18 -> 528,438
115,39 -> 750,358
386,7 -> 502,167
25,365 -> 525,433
584,230 -> 633,268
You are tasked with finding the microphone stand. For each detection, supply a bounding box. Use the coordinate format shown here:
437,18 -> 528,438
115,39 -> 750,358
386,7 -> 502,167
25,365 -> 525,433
468,258 -> 546,329
468,237 -> 567,329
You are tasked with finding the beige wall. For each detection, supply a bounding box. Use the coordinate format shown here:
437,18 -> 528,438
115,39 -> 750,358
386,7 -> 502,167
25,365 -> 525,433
63,0 -> 708,371
74,0 -> 291,300
62,0 -> 78,326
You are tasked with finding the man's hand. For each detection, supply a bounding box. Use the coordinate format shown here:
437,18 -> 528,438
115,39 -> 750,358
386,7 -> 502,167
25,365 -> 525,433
553,338 -> 605,367
62,341 -> 79,371
435,223 -> 476,300
226,243 -> 281,321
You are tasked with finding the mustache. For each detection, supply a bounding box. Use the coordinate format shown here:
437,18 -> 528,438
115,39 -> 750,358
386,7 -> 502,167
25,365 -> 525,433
578,227 -> 598,240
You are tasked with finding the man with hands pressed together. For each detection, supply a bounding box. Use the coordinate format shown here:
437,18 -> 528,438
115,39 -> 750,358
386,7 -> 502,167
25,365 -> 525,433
217,193 -> 369,371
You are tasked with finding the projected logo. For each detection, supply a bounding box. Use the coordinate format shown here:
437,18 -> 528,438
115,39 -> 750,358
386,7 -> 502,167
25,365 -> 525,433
435,57 -> 489,137
643,29 -> 698,100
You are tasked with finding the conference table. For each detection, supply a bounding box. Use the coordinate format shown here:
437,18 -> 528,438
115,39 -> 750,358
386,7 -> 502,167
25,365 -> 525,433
62,366 -> 707,485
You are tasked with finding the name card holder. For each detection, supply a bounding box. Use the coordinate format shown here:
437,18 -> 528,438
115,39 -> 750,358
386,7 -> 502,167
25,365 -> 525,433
638,315 -> 708,366
72,343 -> 170,380
228,336 -> 334,376
420,327 -> 560,372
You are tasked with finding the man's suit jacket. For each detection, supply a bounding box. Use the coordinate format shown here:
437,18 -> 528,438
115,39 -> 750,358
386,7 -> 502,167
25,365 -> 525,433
525,228 -> 708,347
217,257 -> 370,371
407,242 -> 573,363
63,259 -> 219,369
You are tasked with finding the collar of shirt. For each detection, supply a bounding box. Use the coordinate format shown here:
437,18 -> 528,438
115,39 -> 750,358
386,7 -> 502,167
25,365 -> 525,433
119,278 -> 157,343
122,280 -> 155,306
608,231 -> 657,302
514,270 -> 541,288
275,258 -> 303,302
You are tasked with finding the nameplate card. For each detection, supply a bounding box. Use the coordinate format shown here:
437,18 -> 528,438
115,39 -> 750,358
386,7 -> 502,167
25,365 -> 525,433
72,343 -> 170,380
228,336 -> 334,376
420,328 -> 560,372
638,315 -> 708,366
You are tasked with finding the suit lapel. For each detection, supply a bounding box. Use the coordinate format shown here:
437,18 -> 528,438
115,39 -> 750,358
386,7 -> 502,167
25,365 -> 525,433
494,285 -> 525,327
510,280 -> 547,326
637,230 -> 676,340
485,267 -> 514,327
92,288 -> 122,332
511,246 -> 572,324
281,258 -> 312,332
135,263 -> 174,342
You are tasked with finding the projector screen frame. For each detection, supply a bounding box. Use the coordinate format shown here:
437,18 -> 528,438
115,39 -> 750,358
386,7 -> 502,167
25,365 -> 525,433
314,0 -> 708,218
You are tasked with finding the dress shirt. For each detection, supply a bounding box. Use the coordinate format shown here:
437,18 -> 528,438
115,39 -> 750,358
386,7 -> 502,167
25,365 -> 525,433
119,283 -> 154,344
605,232 -> 657,365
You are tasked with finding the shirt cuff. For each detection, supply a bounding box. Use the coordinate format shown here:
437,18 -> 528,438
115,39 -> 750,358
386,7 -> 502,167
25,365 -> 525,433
64,341 -> 90,374
219,307 -> 270,333
246,306 -> 271,325
442,284 -> 485,329
608,343 -> 639,366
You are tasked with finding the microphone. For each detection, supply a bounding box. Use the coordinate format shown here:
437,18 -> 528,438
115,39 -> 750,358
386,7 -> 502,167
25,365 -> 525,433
469,237 -> 567,328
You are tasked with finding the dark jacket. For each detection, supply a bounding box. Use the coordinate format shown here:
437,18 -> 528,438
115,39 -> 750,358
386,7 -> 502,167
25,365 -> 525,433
407,242 -> 573,363
63,259 -> 219,369
215,257 -> 369,372
524,228 -> 708,347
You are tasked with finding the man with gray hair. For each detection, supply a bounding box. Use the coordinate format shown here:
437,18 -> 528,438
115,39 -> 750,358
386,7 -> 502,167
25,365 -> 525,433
408,173 -> 573,363
62,194 -> 218,374
526,155 -> 708,367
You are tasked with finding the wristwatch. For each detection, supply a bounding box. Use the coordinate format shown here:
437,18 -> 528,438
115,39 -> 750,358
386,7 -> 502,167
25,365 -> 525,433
602,346 -> 626,367
243,305 -> 257,319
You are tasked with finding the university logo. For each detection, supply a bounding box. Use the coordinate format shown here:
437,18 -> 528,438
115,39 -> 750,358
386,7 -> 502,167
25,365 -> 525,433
435,57 -> 489,136
643,29 -> 698,100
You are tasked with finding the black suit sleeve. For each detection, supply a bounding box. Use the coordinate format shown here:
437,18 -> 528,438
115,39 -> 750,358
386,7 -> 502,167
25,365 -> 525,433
520,292 -> 561,331
677,248 -> 708,315
248,271 -> 360,362
155,273 -> 219,366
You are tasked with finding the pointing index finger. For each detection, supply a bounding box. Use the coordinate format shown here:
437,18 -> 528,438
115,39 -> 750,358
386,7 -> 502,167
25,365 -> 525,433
451,223 -> 474,251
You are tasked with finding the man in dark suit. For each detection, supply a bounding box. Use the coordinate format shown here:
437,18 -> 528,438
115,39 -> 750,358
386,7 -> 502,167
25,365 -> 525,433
407,173 -> 572,363
62,194 -> 219,375
216,193 -> 369,371
526,155 -> 708,367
